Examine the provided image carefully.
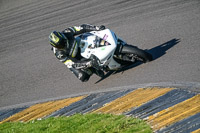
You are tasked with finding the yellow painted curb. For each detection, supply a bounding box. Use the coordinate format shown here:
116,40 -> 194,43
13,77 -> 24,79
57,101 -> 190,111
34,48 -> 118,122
192,128 -> 200,133
148,94 -> 200,130
93,88 -> 173,114
0,96 -> 85,123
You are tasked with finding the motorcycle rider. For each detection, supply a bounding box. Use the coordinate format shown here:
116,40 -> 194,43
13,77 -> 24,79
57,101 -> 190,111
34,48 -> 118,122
49,24 -> 105,82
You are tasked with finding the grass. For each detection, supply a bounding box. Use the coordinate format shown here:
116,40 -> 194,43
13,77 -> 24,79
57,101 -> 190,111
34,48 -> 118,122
0,113 -> 152,133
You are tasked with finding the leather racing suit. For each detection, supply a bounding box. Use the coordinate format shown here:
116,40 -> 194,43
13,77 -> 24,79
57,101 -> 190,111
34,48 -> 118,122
51,24 -> 105,82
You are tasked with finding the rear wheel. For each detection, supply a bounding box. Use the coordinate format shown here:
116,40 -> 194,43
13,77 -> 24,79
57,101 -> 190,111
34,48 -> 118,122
115,44 -> 152,64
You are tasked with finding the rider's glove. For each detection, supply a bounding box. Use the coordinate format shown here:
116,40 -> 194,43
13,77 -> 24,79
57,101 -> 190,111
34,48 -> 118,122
96,25 -> 106,31
81,24 -> 106,31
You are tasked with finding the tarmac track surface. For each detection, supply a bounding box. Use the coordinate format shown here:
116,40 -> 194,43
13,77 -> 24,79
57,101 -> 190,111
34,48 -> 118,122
0,0 -> 200,108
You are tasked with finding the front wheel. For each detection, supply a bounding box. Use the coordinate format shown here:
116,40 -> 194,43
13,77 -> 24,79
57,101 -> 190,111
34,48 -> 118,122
118,44 -> 152,63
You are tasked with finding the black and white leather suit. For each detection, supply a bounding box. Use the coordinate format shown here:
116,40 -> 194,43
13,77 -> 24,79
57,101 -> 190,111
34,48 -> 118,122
51,24 -> 105,82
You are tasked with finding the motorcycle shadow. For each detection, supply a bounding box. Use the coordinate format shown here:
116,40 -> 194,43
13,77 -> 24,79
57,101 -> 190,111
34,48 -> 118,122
95,38 -> 180,84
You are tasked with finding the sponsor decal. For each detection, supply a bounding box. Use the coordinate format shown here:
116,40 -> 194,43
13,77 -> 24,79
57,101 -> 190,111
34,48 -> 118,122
101,47 -> 105,50
103,34 -> 108,40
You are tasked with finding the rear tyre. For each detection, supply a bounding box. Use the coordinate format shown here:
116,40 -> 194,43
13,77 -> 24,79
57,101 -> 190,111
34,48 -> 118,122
120,44 -> 152,63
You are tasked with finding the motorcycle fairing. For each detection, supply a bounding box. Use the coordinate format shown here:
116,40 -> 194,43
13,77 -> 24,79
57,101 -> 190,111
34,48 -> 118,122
78,29 -> 121,70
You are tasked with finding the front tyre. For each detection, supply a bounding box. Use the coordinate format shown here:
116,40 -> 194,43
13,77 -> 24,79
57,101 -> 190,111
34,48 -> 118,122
120,44 -> 152,63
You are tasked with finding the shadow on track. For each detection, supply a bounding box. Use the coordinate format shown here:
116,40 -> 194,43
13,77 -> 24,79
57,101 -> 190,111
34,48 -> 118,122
148,38 -> 180,60
95,38 -> 180,84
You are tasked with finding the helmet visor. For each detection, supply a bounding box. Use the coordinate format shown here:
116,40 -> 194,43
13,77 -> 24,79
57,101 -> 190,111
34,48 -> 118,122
49,32 -> 60,44
49,31 -> 67,49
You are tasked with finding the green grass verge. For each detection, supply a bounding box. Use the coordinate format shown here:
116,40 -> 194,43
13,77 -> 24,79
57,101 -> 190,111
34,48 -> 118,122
0,113 -> 152,133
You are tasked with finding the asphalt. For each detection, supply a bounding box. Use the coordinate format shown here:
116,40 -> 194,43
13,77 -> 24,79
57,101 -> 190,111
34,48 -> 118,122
0,1 -> 200,132
0,0 -> 200,108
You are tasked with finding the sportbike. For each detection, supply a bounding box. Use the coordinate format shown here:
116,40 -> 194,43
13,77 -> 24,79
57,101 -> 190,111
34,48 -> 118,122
76,29 -> 152,72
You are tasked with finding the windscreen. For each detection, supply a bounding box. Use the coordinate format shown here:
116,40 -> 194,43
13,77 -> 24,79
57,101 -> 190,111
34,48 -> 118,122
81,33 -> 111,49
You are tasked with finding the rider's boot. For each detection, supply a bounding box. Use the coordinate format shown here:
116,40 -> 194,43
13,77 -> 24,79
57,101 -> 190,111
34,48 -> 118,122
69,68 -> 91,82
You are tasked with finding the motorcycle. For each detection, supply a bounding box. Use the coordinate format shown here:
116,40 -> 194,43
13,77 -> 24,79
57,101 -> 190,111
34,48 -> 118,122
76,29 -> 152,72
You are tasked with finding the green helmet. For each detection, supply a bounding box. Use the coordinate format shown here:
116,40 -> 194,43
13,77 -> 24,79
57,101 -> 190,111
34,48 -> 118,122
49,31 -> 68,49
